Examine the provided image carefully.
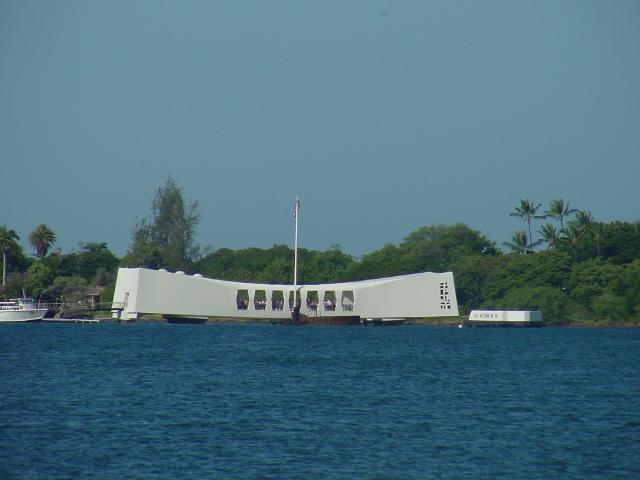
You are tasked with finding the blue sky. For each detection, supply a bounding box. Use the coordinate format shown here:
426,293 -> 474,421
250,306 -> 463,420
2,1 -> 639,259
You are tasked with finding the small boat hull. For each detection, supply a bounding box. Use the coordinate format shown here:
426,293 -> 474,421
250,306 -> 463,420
0,309 -> 48,322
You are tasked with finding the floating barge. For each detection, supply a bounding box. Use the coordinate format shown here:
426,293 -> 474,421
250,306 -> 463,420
465,310 -> 543,328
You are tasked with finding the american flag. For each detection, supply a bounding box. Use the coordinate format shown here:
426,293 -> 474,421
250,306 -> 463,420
293,196 -> 301,218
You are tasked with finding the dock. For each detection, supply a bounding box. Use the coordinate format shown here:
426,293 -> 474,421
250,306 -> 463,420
43,318 -> 100,324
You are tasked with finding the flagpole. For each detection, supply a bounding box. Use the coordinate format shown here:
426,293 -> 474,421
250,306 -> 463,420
293,195 -> 299,303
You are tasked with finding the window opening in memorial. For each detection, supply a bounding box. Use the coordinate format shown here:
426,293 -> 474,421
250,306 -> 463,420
305,291 -> 319,311
323,291 -> 337,311
288,291 -> 301,310
254,290 -> 266,310
341,291 -> 355,311
271,290 -> 284,311
236,289 -> 249,310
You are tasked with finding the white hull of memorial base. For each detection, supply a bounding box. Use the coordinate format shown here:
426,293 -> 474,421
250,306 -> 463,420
465,310 -> 543,327
111,268 -> 459,324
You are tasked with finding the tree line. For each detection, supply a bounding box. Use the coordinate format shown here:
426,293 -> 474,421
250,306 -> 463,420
0,224 -> 118,306
1,179 -> 638,324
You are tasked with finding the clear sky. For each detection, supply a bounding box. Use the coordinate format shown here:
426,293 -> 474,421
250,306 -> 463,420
2,1 -> 639,259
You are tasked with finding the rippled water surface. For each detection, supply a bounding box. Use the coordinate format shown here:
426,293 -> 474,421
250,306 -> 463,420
1,323 -> 639,479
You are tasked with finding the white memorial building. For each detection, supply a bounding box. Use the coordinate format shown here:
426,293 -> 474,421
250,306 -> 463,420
112,268 -> 459,323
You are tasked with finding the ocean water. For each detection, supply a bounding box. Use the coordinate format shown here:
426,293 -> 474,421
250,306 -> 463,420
1,323 -> 639,479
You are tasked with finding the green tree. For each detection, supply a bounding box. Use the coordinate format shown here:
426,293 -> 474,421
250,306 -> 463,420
43,276 -> 88,303
489,286 -> 572,324
569,210 -> 595,257
124,177 -> 201,271
568,260 -> 625,310
622,260 -> 640,321
75,242 -> 118,282
2,272 -> 27,299
482,250 -> 573,305
564,224 -> 584,262
589,222 -> 607,259
120,219 -> 163,269
28,224 -> 57,258
342,224 -> 498,280
151,177 -> 201,270
544,199 -> 577,232
92,267 -> 115,287
100,279 -> 117,305
503,231 -> 529,254
574,210 -> 594,231
341,244 -> 406,280
0,225 -> 20,286
399,224 -> 498,271
23,262 -> 54,300
41,251 -> 76,279
450,255 -> 499,313
259,257 -> 292,284
591,293 -> 628,322
195,244 -> 304,284
595,221 -> 640,264
510,199 -> 543,252
301,246 -> 356,283
539,223 -> 561,249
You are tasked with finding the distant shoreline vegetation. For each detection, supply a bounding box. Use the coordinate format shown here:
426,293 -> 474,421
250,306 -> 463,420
1,179 -> 639,325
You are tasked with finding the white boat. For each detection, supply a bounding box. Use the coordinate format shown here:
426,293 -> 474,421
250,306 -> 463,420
0,298 -> 48,322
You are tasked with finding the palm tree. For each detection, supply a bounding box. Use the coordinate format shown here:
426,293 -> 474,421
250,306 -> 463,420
575,210 -> 593,227
0,226 -> 20,286
510,199 -> 543,253
565,224 -> 583,261
29,224 -> 57,258
590,222 -> 607,258
544,199 -> 577,232
539,223 -> 561,249
503,231 -> 529,254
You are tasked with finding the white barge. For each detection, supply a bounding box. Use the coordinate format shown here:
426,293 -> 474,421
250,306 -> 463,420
466,310 -> 543,327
